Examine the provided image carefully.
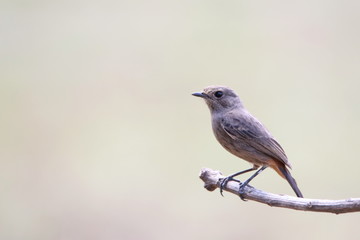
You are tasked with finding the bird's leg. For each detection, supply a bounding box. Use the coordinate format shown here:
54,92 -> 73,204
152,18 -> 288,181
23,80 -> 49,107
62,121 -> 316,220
238,166 -> 268,200
219,166 -> 257,196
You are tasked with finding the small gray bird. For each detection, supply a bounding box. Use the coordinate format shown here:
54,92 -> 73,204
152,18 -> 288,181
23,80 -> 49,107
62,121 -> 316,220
192,85 -> 303,198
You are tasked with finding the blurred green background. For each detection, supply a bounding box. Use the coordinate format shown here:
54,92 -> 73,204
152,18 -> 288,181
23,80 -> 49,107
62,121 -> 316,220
1,0 -> 360,239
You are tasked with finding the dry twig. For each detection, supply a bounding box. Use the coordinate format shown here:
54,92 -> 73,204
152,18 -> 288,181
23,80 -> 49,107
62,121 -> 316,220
199,168 -> 360,214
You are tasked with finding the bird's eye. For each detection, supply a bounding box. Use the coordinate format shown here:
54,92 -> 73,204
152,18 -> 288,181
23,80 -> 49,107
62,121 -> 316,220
214,91 -> 223,98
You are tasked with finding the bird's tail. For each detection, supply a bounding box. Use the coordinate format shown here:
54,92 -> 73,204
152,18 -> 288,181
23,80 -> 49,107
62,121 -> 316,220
273,162 -> 304,198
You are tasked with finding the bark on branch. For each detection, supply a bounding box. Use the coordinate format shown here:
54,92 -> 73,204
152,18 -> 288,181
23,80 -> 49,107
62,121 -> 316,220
199,168 -> 360,214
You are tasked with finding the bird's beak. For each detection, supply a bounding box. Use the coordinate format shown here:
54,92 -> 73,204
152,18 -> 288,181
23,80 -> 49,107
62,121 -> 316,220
192,92 -> 207,98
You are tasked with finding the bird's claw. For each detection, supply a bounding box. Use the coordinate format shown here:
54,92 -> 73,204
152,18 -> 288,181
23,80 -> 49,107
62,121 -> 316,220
219,177 -> 231,197
238,183 -> 247,201
219,176 -> 239,196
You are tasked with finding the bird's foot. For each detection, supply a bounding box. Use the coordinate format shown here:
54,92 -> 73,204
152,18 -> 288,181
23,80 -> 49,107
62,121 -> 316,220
219,176 -> 239,196
238,183 -> 247,201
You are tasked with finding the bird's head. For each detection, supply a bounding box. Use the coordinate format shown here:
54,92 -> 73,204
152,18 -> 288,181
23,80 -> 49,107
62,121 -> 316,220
192,86 -> 243,113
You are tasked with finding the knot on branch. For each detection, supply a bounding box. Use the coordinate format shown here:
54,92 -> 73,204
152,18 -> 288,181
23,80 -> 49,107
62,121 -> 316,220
199,168 -> 222,191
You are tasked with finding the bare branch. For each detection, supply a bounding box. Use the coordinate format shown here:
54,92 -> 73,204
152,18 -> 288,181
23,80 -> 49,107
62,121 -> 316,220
199,168 -> 360,214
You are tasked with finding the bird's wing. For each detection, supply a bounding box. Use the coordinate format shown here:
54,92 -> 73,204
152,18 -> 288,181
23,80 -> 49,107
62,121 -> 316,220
220,112 -> 291,168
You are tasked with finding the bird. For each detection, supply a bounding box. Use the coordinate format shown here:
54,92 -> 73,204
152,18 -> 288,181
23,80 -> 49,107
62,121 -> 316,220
192,85 -> 303,198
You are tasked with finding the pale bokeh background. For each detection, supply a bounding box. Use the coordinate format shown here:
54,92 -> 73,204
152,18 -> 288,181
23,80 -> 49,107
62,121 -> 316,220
1,0 -> 360,239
